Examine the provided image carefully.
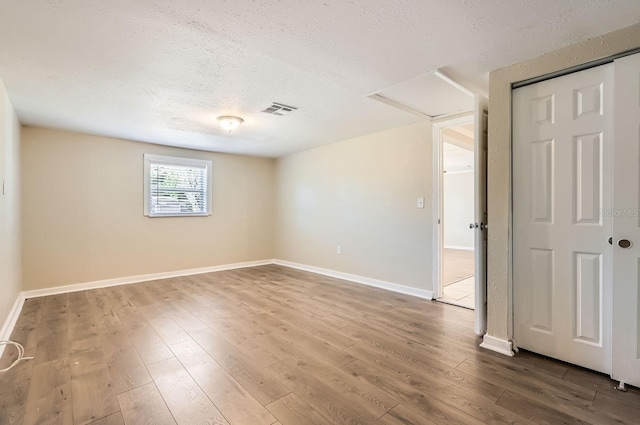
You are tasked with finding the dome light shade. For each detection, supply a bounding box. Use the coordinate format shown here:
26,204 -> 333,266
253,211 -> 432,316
217,116 -> 244,132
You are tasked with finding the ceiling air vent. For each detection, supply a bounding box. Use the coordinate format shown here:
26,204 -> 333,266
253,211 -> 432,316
262,102 -> 298,116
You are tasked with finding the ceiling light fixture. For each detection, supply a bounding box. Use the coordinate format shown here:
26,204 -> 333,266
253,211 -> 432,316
217,116 -> 244,133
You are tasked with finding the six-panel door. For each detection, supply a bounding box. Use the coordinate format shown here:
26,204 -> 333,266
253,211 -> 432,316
612,53 -> 640,388
513,63 -> 614,374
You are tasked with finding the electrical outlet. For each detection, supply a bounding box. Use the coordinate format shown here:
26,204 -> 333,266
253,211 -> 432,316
336,245 -> 342,255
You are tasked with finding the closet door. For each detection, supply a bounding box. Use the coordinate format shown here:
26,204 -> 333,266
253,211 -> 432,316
513,63 -> 614,374
612,52 -> 640,387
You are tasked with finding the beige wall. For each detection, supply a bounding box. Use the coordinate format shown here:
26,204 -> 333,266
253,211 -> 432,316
275,122 -> 433,292
487,22 -> 640,342
0,80 -> 21,328
21,128 -> 275,290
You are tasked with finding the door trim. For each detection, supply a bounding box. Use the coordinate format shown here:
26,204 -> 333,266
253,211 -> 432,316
432,114 -> 474,301
512,47 -> 640,89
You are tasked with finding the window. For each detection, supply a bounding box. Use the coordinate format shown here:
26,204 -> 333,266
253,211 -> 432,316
143,154 -> 212,217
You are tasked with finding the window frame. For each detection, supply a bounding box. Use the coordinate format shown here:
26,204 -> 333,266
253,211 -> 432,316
143,153 -> 213,218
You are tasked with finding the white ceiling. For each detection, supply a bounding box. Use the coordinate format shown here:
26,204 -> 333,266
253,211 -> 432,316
0,1 -> 638,157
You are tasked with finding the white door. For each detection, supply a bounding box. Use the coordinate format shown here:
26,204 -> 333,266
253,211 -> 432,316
474,95 -> 488,335
513,64 -> 614,374
612,53 -> 640,387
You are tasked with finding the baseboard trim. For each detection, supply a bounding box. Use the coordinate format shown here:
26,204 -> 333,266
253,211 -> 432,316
21,259 -> 435,304
23,259 -> 275,299
0,293 -> 26,358
274,260 -> 434,300
479,334 -> 515,356
443,245 -> 474,251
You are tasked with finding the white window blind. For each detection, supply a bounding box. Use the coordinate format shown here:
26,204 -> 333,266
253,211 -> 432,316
144,154 -> 212,217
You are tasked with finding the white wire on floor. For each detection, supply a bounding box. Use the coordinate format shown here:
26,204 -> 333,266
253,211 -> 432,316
0,340 -> 34,374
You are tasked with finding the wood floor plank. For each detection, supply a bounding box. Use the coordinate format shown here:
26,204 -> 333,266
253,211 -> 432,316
344,340 -> 505,404
69,338 -> 120,425
147,357 -> 230,425
379,404 -> 440,425
190,328 -> 290,405
99,324 -> 153,394
102,287 -> 137,318
0,360 -> 33,425
454,358 -> 633,424
68,292 -> 101,343
85,289 -> 121,328
128,325 -> 174,366
592,391 -> 640,423
277,357 -> 398,418
197,314 -> 267,346
259,308 -> 355,350
120,283 -> 156,308
108,346 -> 153,394
563,365 -> 640,406
265,393 -> 329,425
164,305 -> 210,334
266,359 -> 384,425
34,328 -> 68,359
87,412 -> 125,425
341,321 -> 465,369
170,338 -> 276,425
496,390 -> 598,425
18,297 -> 45,319
262,326 -> 355,368
117,383 -> 176,425
68,311 -> 100,343
41,294 -> 68,316
22,358 -> 73,425
146,313 -> 191,346
343,358 -> 514,425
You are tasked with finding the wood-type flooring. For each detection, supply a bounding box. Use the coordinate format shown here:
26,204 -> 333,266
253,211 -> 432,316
1,264 -> 639,424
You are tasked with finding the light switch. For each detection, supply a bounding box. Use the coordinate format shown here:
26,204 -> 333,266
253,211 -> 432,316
417,197 -> 425,208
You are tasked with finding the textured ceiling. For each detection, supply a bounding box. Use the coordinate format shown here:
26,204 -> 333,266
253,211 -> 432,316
0,1 -> 638,157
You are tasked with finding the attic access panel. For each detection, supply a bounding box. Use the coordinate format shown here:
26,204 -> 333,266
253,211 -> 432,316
370,70 -> 474,118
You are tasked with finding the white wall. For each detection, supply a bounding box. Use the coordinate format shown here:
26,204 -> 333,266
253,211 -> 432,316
443,171 -> 474,249
0,80 -> 21,330
21,128 -> 276,291
275,122 -> 433,292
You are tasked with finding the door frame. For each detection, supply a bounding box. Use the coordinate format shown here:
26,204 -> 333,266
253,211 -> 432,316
432,114 -> 475,301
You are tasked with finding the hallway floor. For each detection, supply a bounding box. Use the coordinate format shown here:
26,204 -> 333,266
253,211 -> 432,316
441,276 -> 475,309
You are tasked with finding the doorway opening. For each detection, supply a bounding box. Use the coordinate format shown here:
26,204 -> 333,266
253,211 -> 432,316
434,118 -> 476,309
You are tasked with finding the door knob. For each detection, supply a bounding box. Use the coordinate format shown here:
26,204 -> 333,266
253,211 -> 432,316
608,237 -> 613,245
618,239 -> 633,248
